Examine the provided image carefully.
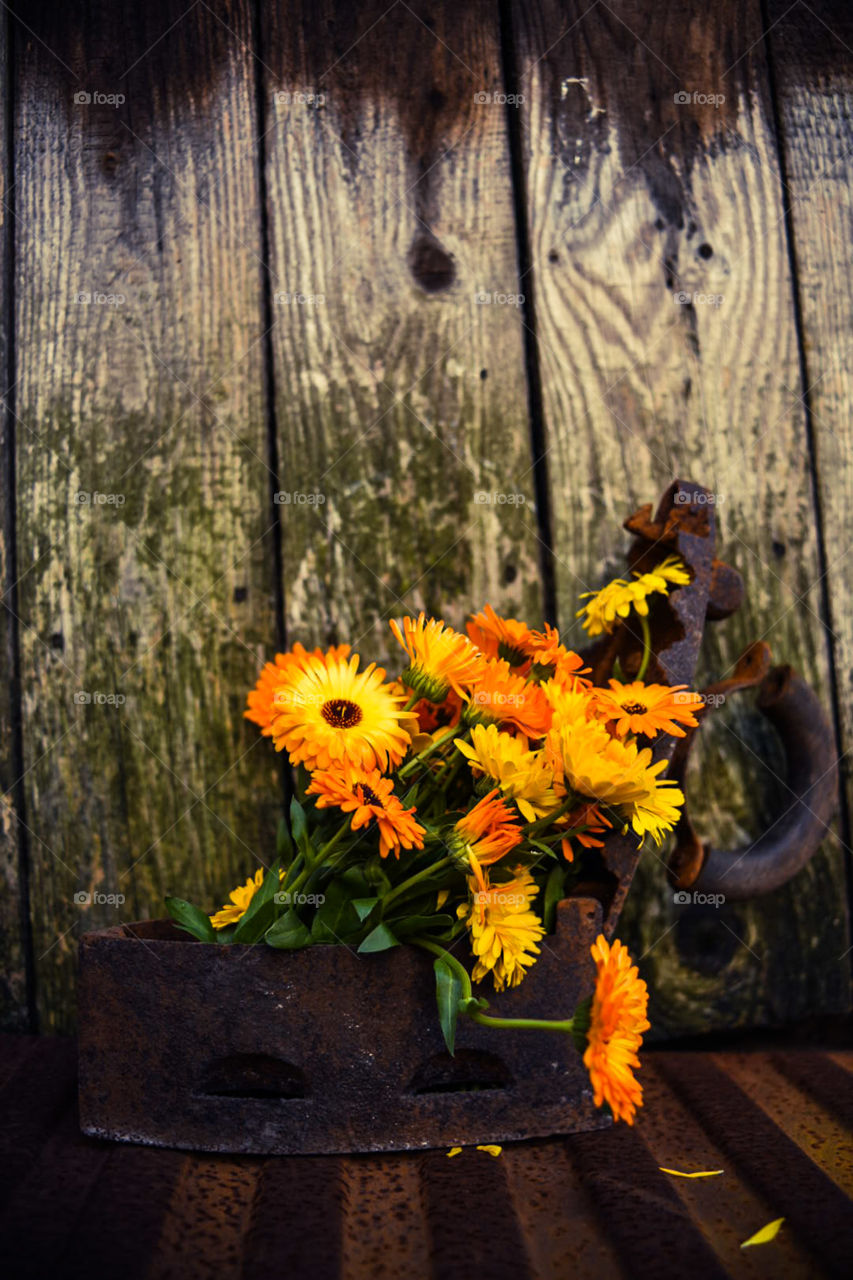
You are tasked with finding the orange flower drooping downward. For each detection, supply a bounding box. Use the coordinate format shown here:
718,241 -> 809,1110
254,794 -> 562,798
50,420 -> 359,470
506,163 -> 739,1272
307,764 -> 425,859
451,789 -> 523,866
581,935 -> 650,1124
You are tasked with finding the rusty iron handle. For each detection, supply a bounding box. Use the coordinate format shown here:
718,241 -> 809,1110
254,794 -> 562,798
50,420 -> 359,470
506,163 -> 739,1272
686,666 -> 839,900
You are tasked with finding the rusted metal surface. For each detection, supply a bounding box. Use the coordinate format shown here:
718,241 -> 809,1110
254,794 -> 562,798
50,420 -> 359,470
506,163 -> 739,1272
3,1034 -> 853,1280
584,478 -> 718,932
668,658 -> 839,898
77,899 -> 609,1156
613,481 -> 838,904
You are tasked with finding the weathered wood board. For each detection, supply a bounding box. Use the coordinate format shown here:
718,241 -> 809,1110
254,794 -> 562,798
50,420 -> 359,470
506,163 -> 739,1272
0,0 -> 850,1033
767,0 -> 853,892
509,0 -> 850,1035
0,10 -> 31,1030
12,1 -> 280,1029
259,0 -> 543,656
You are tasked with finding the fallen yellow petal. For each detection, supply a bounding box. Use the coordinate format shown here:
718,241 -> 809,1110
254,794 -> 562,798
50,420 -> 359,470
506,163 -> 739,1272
659,1167 -> 724,1179
476,1144 -> 502,1157
741,1218 -> 785,1248
446,1146 -> 462,1158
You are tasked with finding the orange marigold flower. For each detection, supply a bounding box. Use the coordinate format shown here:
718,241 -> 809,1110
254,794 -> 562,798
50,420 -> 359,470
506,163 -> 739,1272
595,680 -> 704,738
269,649 -> 410,773
558,802 -> 612,863
390,613 -> 483,703
465,658 -> 552,738
450,788 -> 523,866
466,604 -> 536,668
245,644 -> 351,734
527,624 -> 591,685
306,764 -> 425,859
581,935 -> 650,1124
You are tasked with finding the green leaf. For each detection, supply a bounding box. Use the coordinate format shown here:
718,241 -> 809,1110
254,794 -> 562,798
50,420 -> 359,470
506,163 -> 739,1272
310,877 -> 361,944
165,896 -> 217,943
265,909 -> 312,950
434,956 -> 462,1055
391,914 -> 455,938
543,863 -> 567,933
276,818 -> 294,868
363,857 -> 392,894
290,796 -> 307,843
289,797 -> 316,862
352,896 -> 380,923
357,924 -> 400,953
232,860 -> 282,945
458,995 -> 489,1015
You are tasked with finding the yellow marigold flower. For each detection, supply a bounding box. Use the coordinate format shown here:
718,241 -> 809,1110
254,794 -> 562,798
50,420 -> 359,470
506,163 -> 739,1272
576,555 -> 689,637
629,775 -> 684,847
547,719 -> 662,806
450,788 -> 524,866
306,764 -> 425,859
270,649 -> 410,773
541,679 -> 598,730
582,934 -> 650,1124
595,680 -> 704,739
466,604 -> 536,668
548,721 -> 684,846
458,863 -> 546,991
390,613 -> 483,703
454,723 -> 557,821
245,643 -> 351,735
465,657 -> 552,738
210,868 -> 265,929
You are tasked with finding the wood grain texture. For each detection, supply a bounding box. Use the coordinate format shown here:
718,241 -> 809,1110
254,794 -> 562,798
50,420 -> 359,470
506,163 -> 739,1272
510,0 -> 850,1034
766,0 -> 853,888
260,0 -> 543,657
13,1 -> 279,1029
0,10 -> 30,1030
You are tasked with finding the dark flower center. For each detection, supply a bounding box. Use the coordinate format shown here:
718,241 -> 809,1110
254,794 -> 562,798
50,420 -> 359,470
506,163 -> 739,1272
360,784 -> 381,807
622,702 -> 647,716
322,698 -> 363,729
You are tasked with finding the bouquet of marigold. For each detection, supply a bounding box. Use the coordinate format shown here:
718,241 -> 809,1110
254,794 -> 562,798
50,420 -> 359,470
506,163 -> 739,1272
167,557 -> 702,1124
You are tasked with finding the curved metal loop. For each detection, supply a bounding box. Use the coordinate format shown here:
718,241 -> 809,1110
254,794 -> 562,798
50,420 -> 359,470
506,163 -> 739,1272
670,665 -> 839,901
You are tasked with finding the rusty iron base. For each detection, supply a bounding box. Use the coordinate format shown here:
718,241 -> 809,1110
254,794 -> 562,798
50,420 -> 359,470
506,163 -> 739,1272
78,898 -> 609,1155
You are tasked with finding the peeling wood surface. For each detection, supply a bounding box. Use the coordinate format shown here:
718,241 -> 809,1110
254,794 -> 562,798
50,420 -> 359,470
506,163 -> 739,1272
0,1 -> 851,1032
0,10 -> 29,1030
510,0 -> 850,1037
260,0 -> 542,655
12,1 -> 279,1029
766,0 -> 853,870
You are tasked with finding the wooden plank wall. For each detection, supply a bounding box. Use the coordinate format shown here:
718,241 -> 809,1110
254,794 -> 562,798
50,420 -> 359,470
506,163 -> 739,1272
0,0 -> 850,1034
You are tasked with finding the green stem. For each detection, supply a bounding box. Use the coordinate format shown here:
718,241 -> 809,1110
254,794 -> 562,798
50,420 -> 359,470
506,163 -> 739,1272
281,816 -> 352,897
398,725 -> 459,779
523,794 -> 578,837
470,1011 -> 575,1033
382,855 -> 454,914
636,613 -> 652,681
412,939 -> 577,1034
411,937 -> 473,998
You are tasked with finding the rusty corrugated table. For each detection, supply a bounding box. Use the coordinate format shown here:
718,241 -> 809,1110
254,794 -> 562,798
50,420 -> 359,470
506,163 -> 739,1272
0,1035 -> 851,1278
